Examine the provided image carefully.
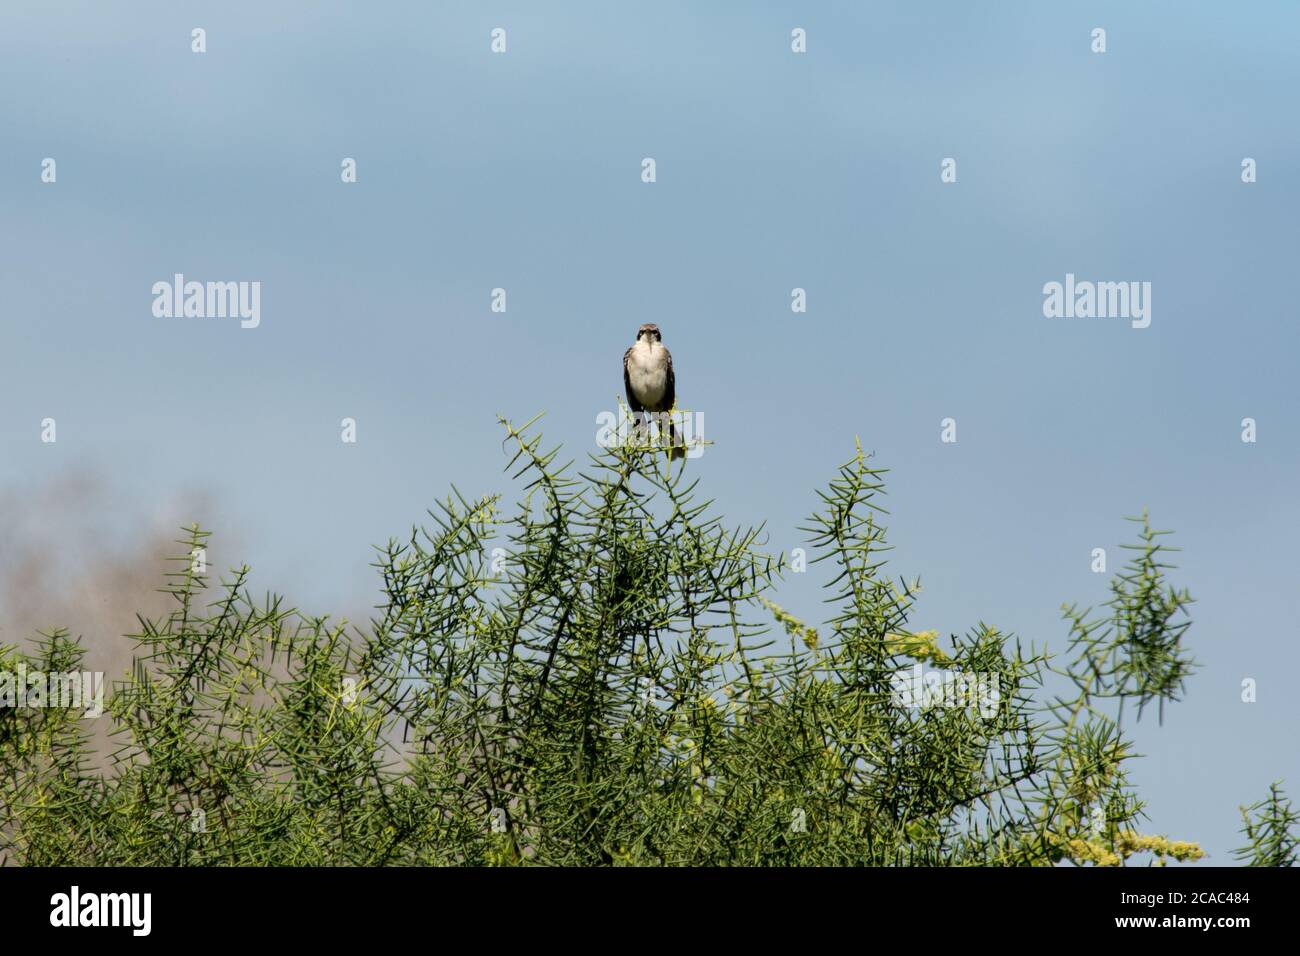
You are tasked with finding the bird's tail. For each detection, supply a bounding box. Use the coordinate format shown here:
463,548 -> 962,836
668,421 -> 686,461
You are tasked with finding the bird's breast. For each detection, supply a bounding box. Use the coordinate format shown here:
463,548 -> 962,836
627,347 -> 668,409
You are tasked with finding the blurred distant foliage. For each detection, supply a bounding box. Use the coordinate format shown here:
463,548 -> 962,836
0,417 -> 1289,865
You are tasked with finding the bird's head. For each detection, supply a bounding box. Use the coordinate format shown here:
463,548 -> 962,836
636,323 -> 662,343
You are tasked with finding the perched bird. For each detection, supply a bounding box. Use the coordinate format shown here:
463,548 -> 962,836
623,323 -> 684,458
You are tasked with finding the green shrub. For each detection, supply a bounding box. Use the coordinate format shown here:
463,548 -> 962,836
0,417 -> 1290,865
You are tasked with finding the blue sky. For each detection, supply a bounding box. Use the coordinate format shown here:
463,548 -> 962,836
2,0 -> 1297,863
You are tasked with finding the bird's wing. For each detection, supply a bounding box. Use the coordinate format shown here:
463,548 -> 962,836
623,346 -> 643,412
663,347 -> 676,410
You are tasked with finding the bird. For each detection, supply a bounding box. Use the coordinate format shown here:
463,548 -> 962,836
623,323 -> 685,459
